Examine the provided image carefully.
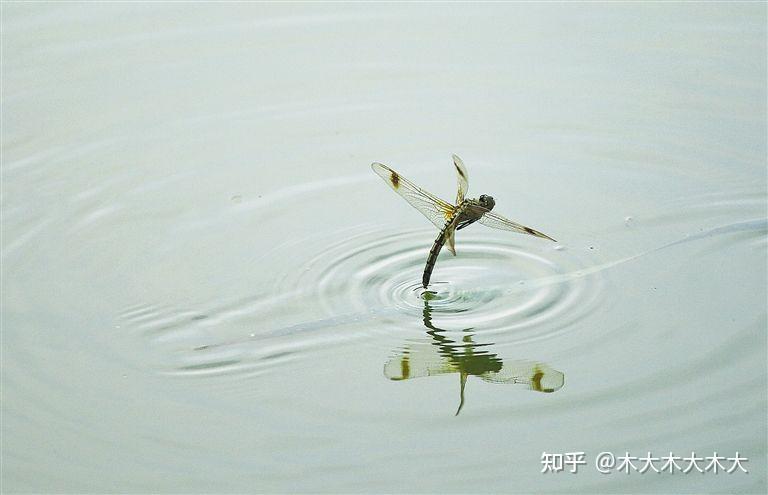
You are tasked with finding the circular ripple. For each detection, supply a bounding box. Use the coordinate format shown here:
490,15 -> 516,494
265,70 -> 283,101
289,227 -> 608,345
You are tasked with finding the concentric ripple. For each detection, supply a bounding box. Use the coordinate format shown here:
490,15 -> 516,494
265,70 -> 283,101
116,194 -> 766,378
114,221 -> 611,377
288,227 -> 609,344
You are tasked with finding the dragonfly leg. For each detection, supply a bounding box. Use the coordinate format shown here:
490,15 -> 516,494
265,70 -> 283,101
456,219 -> 478,231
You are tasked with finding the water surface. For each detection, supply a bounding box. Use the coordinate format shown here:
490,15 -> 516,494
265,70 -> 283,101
2,3 -> 766,493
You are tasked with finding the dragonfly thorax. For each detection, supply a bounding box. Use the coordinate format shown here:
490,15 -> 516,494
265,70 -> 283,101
454,195 -> 495,229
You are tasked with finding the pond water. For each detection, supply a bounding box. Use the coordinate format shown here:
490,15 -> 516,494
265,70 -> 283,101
2,3 -> 766,494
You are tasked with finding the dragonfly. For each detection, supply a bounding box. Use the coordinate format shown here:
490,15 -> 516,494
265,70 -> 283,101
371,155 -> 556,288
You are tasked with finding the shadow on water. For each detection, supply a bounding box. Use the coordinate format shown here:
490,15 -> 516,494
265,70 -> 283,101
384,293 -> 565,415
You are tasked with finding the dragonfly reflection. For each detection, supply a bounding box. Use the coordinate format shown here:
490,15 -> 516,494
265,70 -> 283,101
372,155 -> 556,288
384,299 -> 564,415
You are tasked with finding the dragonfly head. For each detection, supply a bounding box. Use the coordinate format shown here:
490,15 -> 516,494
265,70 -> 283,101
478,194 -> 495,211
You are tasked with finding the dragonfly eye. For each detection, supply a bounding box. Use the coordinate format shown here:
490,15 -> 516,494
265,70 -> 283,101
480,195 -> 495,210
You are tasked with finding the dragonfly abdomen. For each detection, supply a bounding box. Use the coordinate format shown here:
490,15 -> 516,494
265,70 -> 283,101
422,203 -> 469,288
422,228 -> 448,288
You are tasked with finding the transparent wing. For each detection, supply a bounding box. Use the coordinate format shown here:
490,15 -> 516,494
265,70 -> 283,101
371,162 -> 456,229
452,154 -> 469,205
478,210 -> 557,241
383,342 -> 458,381
479,361 -> 565,393
445,224 -> 457,255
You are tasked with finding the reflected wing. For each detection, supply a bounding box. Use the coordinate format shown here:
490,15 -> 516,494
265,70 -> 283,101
479,361 -> 564,393
452,154 -> 469,205
372,162 -> 456,229
478,210 -> 557,241
384,343 -> 458,380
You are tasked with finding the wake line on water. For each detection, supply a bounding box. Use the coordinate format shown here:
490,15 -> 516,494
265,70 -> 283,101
177,219 -> 768,354
490,218 -> 768,296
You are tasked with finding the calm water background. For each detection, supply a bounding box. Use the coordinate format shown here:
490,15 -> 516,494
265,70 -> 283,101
2,3 -> 766,494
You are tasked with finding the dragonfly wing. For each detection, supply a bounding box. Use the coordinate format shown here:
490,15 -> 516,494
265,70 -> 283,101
384,342 -> 458,380
371,162 -> 456,229
445,224 -> 457,255
478,210 -> 556,241
479,361 -> 565,393
452,154 -> 469,205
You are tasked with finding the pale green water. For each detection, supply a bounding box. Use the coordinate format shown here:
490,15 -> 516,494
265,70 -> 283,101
1,3 -> 766,494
